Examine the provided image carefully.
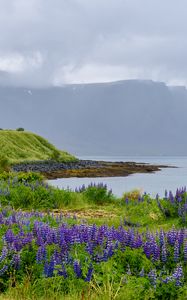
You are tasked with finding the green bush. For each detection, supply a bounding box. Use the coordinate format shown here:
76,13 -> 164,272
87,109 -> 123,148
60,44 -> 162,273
83,185 -> 114,205
0,172 -> 44,183
16,127 -> 25,131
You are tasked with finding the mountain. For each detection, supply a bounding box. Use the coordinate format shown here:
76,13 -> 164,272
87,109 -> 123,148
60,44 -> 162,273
0,79 -> 187,156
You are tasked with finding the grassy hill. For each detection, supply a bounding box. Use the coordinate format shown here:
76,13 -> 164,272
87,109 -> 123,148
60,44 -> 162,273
0,130 -> 77,163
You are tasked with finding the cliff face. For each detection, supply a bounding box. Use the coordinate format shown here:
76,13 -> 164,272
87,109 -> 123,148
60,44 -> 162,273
0,80 -> 187,155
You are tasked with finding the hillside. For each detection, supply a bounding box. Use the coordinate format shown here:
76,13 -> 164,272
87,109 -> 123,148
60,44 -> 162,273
0,130 -> 76,163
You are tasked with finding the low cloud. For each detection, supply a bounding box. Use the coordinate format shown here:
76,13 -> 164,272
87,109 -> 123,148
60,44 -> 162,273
0,0 -> 187,86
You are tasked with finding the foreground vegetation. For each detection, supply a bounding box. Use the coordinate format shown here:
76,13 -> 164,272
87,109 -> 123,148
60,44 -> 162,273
0,130 -> 76,164
0,172 -> 186,299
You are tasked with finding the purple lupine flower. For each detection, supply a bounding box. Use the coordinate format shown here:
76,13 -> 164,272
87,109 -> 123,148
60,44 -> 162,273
144,241 -> 151,259
12,235 -> 23,252
153,244 -> 160,262
133,234 -> 143,248
0,264 -> 8,276
162,275 -> 172,284
148,269 -> 157,288
44,259 -> 55,278
159,230 -> 165,247
184,239 -> 187,263
102,249 -> 109,262
169,191 -> 175,204
174,240 -> 180,263
12,254 -> 20,270
73,260 -> 82,278
57,264 -> 68,278
86,242 -> 94,256
0,247 -> 8,262
161,241 -> 167,263
177,197 -> 182,203
167,226 -> 177,246
4,229 -> 15,244
107,245 -> 114,258
139,267 -> 144,277
85,263 -> 93,282
175,188 -> 179,199
172,265 -> 183,286
36,246 -> 47,263
177,229 -> 185,246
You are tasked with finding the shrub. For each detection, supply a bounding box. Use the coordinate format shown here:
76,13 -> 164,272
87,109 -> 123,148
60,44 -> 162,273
16,127 -> 25,131
0,172 -> 44,183
123,189 -> 142,201
83,183 -> 114,204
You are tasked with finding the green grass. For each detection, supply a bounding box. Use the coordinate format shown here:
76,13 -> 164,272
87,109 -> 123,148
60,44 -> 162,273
0,130 -> 77,163
0,177 -> 184,230
0,177 -> 186,300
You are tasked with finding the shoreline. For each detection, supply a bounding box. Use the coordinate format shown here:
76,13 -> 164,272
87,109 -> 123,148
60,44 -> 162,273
12,159 -> 170,179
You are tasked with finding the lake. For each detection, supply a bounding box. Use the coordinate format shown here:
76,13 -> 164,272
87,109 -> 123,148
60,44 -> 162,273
48,156 -> 187,198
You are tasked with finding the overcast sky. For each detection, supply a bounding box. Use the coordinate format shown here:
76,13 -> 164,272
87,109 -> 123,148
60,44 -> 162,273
0,0 -> 187,87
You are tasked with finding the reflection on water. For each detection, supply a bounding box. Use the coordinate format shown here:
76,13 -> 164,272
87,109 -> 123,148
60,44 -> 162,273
49,156 -> 187,198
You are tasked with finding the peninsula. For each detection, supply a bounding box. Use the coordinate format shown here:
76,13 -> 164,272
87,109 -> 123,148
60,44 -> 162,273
0,130 -> 168,178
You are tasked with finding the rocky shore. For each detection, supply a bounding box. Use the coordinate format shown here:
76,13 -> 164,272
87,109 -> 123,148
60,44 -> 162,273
12,160 -> 168,179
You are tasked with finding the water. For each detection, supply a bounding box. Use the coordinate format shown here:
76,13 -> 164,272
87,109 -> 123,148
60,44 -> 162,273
48,156 -> 187,197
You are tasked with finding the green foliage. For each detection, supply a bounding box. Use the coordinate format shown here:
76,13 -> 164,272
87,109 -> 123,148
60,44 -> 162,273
0,130 -> 77,164
83,185 -> 114,205
123,189 -> 142,201
0,155 -> 10,172
154,280 -> 183,300
0,176 -> 90,209
16,127 -> 25,131
114,248 -> 153,274
120,197 -> 164,226
157,192 -> 187,225
0,171 -> 44,182
0,178 -> 186,299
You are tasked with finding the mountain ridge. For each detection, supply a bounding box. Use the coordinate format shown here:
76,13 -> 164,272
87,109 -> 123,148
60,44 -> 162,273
0,79 -> 187,156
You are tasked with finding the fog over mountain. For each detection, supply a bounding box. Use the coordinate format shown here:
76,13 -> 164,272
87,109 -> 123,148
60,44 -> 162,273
0,79 -> 187,156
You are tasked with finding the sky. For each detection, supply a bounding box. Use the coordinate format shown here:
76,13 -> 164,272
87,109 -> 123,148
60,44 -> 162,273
0,0 -> 187,87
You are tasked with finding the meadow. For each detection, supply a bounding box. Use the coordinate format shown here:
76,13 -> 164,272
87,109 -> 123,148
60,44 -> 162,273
0,172 -> 186,299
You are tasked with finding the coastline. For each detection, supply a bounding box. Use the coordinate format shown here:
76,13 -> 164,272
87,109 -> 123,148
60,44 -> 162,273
12,160 -> 169,179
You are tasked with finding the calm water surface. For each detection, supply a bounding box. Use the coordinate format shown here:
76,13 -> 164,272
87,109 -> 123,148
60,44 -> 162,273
49,156 -> 187,197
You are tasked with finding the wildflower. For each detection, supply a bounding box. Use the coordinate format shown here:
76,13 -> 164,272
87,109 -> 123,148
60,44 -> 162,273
172,265 -> 183,286
161,241 -> 167,263
85,263 -> 93,282
73,260 -> 82,278
139,267 -> 144,277
148,269 -> 157,288
174,240 -> 180,263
